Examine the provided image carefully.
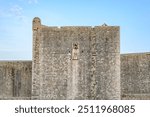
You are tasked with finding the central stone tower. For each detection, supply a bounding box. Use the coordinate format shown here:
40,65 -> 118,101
32,17 -> 120,100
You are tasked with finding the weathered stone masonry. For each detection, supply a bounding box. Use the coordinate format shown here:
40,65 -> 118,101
0,17 -> 150,100
32,17 -> 120,100
0,61 -> 32,99
121,53 -> 150,99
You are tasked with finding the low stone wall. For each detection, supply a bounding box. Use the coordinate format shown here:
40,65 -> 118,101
121,53 -> 150,100
0,61 -> 32,99
0,52 -> 150,100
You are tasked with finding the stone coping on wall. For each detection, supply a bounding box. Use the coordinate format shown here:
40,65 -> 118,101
121,52 -> 150,56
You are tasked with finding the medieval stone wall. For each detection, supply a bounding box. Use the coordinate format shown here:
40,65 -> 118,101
0,61 -> 32,99
121,53 -> 150,99
32,17 -> 120,100
0,17 -> 150,100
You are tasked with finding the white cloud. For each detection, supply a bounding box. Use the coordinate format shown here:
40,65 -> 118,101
22,0 -> 38,4
10,5 -> 23,18
28,0 -> 38,4
0,5 -> 29,23
0,5 -> 24,20
10,5 -> 28,23
18,0 -> 38,4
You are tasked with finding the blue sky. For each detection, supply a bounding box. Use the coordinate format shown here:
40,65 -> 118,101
0,0 -> 150,60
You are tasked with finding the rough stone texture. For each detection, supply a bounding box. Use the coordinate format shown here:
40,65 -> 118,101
32,17 -> 41,99
1,17 -> 150,100
0,61 -> 32,99
121,53 -> 150,100
32,17 -> 120,100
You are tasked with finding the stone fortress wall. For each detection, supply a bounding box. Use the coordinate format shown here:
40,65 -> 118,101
0,17 -> 150,100
0,61 -> 32,99
121,53 -> 150,99
32,17 -> 120,100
